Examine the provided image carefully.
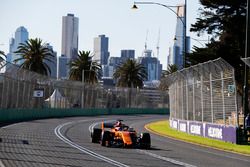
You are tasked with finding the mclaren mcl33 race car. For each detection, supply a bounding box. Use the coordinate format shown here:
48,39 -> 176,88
90,120 -> 151,149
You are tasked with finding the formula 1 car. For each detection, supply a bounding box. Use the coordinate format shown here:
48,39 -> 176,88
90,120 -> 151,149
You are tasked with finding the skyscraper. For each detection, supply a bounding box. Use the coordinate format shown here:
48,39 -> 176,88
169,5 -> 190,69
59,13 -> 79,79
58,56 -> 70,79
61,13 -> 79,59
93,35 -> 110,65
7,26 -> 29,64
102,49 -> 135,78
44,43 -> 57,78
121,50 -> 135,60
138,49 -> 162,81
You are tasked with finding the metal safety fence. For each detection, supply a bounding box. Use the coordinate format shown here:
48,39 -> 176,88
0,61 -> 168,109
163,58 -> 238,126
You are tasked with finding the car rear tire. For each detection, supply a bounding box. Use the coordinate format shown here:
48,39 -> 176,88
139,133 -> 151,149
91,128 -> 102,143
101,131 -> 110,146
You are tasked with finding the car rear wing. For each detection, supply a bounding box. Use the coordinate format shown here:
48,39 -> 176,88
102,122 -> 114,130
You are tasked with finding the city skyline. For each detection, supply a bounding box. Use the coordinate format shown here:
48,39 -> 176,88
0,0 -> 207,70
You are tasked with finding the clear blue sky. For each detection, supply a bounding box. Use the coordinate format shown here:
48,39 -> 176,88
0,0 -> 207,70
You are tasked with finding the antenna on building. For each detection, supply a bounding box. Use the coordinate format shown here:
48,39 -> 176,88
156,28 -> 160,58
155,29 -> 160,80
145,30 -> 148,50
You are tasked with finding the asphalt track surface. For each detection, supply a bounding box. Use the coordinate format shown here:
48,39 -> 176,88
0,115 -> 249,167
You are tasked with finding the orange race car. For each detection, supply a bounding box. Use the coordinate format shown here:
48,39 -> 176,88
90,120 -> 151,149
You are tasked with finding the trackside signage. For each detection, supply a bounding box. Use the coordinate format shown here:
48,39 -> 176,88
171,119 -> 178,129
189,122 -> 203,136
33,89 -> 44,97
206,124 -> 223,139
169,118 -> 237,143
179,121 -> 187,133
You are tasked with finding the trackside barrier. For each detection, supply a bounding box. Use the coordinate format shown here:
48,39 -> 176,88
164,58 -> 238,127
169,118 -> 237,143
0,108 -> 169,123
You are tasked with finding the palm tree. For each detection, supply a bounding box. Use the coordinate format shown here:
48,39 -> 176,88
14,38 -> 54,75
159,64 -> 178,91
0,50 -> 6,61
113,59 -> 147,88
0,51 -> 6,70
161,64 -> 178,78
69,51 -> 101,84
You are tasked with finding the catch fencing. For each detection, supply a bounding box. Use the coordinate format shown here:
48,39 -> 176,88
163,58 -> 238,126
0,61 -> 168,109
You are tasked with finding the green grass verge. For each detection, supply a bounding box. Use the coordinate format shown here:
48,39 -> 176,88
146,120 -> 250,156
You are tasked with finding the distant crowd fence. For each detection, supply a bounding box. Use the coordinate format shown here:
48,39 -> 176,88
0,61 -> 169,110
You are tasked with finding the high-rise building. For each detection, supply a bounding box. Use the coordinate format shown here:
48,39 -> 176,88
61,13 -> 79,59
103,56 -> 122,77
138,49 -> 162,81
59,13 -> 79,79
104,49 -> 135,78
102,65 -> 114,78
58,56 -> 70,79
7,26 -> 29,64
44,43 -> 57,78
121,50 -> 135,60
109,57 -> 123,67
169,5 -> 190,69
93,35 -> 110,65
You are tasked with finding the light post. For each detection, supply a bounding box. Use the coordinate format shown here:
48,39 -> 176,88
242,0 -> 250,132
132,1 -> 187,68
81,61 -> 96,108
81,69 -> 92,108
82,69 -> 85,108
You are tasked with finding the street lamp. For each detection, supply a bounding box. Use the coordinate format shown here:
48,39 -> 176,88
81,69 -> 85,108
81,69 -> 92,108
132,1 -> 187,68
242,0 -> 250,132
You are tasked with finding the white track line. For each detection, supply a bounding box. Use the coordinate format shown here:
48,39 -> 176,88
88,122 -> 100,132
0,160 -> 5,167
137,150 -> 197,167
2,123 -> 20,129
55,121 -> 129,167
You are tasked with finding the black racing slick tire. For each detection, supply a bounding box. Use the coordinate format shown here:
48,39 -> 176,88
91,128 -> 102,143
101,131 -> 110,146
139,133 -> 151,149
